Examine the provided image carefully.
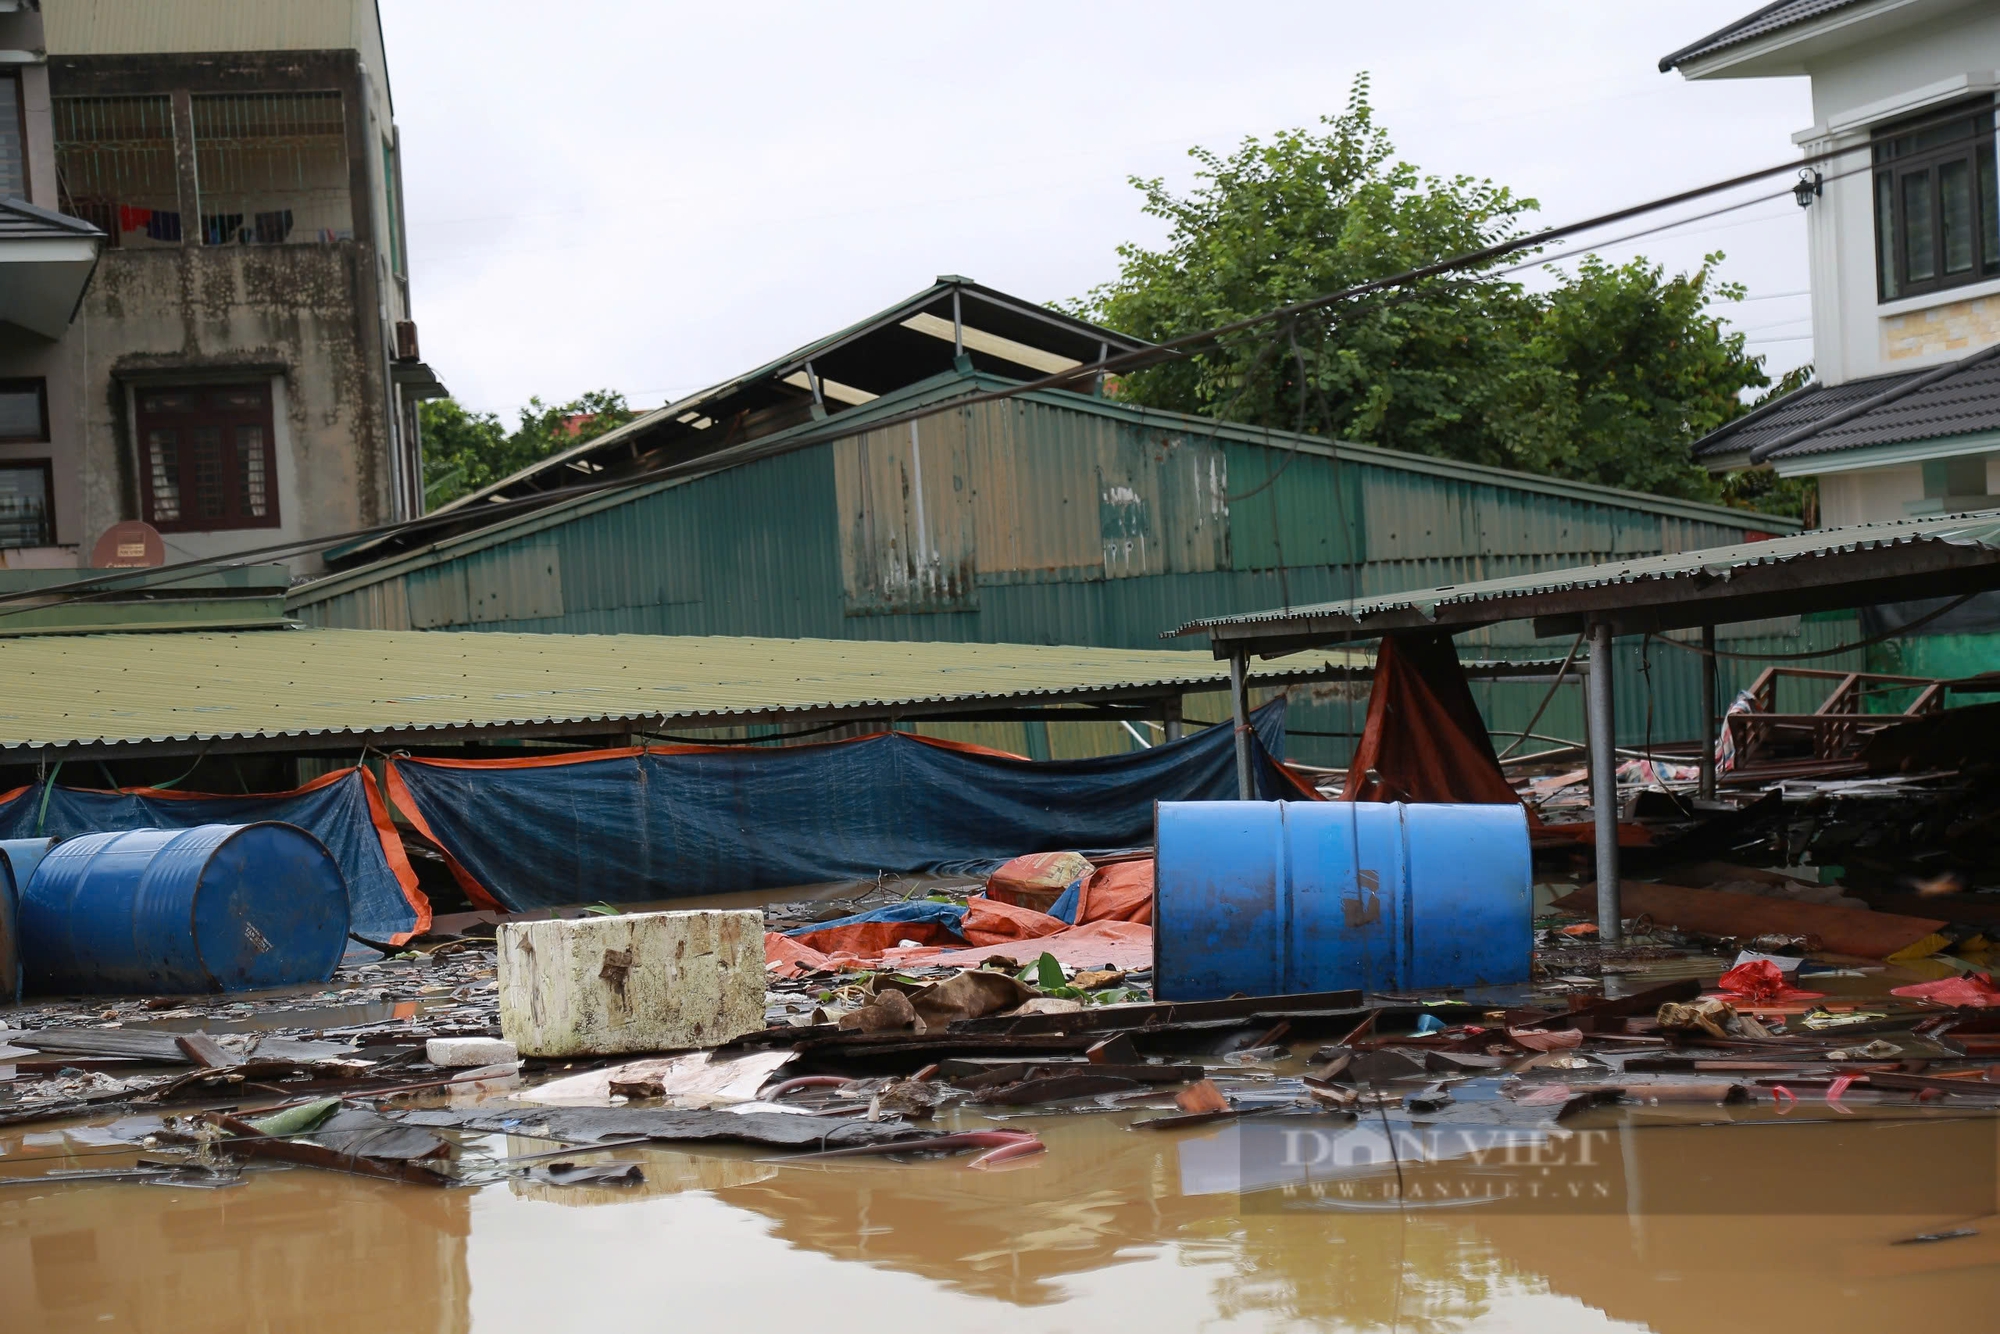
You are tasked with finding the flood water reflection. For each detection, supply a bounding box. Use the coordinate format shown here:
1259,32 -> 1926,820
3,1107 -> 1996,1332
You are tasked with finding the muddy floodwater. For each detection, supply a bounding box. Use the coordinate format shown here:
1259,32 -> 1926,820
4,1095 -> 1996,1333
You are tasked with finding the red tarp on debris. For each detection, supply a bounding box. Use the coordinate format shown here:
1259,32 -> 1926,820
765,931 -> 834,979
1891,972 -> 2000,1007
764,857 -> 1161,976
885,919 -> 1155,974
1076,859 -> 1155,925
779,918 -> 965,959
1341,631 -> 1521,805
985,851 -> 1092,911
962,897 -> 1069,946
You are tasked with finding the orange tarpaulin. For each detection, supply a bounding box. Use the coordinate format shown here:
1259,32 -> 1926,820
884,920 -> 1155,974
961,897 -> 1069,946
1342,631 -> 1521,805
1076,859 -> 1155,925
764,856 -> 1162,976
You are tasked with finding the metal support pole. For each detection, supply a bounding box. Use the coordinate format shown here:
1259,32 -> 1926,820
1698,623 -> 1717,801
1229,651 -> 1255,800
804,360 -> 827,420
1162,694 -> 1183,742
1587,621 -> 1621,943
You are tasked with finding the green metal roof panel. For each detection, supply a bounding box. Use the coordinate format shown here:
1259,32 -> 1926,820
296,371 -> 1799,610
0,628 -> 1372,753
1175,510 -> 2000,637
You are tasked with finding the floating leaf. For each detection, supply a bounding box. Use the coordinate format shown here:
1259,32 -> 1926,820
1035,952 -> 1066,991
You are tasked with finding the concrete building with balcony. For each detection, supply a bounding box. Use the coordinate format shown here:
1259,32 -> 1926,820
1665,0 -> 2000,674
0,0 -> 442,571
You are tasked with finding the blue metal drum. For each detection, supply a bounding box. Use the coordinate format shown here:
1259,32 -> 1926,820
1154,801 -> 1532,1001
18,823 -> 350,996
0,837 -> 57,1003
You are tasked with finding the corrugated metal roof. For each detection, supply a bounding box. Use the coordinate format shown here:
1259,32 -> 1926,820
1659,0 -> 1865,71
298,370 -> 1800,613
0,628 -> 1377,755
1176,510 -> 2000,640
1693,350 -> 2000,463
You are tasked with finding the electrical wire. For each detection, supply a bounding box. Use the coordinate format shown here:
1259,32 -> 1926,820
1495,632 -> 1585,759
1644,591 -> 1979,662
15,100 -> 1979,619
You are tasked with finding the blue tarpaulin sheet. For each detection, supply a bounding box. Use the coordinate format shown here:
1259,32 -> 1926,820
388,700 -> 1309,913
0,769 -> 426,943
782,900 -> 969,939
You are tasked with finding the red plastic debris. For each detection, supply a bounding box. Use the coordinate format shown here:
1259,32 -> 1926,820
1889,972 -> 2000,1008
1715,959 -> 1825,1003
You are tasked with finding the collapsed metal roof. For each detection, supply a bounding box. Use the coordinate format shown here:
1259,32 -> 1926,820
331,277 -> 1147,566
1174,510 -> 2000,654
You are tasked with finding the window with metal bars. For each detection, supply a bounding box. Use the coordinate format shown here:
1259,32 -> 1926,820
1,73 -> 25,202
135,383 -> 280,532
0,379 -> 47,443
191,91 -> 352,245
1873,98 -> 2000,302
52,94 -> 182,247
0,462 -> 54,549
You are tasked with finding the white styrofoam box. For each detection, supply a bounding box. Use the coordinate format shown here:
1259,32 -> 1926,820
426,1036 -> 518,1068
496,909 -> 764,1058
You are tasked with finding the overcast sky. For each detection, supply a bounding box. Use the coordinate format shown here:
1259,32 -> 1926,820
378,1 -> 1816,420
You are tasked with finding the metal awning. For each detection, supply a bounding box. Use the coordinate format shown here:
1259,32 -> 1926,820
0,198 -> 104,339
1169,510 -> 2000,947
1173,511 -> 2000,657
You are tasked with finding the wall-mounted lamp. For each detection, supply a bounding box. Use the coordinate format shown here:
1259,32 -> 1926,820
1794,168 -> 1823,209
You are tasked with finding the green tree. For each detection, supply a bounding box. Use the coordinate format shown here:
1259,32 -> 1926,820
1069,77 -> 1783,510
1524,253 -> 1768,501
1718,363 -> 1819,522
1067,77 -> 1557,472
420,389 -> 635,507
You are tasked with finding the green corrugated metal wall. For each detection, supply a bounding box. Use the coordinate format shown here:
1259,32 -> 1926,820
297,384 -> 1805,765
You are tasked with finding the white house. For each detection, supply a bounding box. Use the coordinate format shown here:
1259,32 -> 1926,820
1665,0 -> 2000,528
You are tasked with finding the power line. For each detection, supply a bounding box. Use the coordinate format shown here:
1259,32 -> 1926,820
18,100 -> 1973,616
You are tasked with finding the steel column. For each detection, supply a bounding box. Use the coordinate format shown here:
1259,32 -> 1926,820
1230,651 -> 1255,800
1698,623 -> 1717,801
1587,621 -> 1621,942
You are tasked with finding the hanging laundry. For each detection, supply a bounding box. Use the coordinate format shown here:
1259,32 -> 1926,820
117,204 -> 151,233
201,213 -> 243,245
144,210 -> 182,242
251,209 -> 294,244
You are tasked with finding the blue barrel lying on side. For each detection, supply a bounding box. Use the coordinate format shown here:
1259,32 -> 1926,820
18,823 -> 350,996
0,837 -> 58,1002
1154,801 -> 1531,1002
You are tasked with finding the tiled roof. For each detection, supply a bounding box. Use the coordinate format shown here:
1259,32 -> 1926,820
1692,348 -> 2000,463
1659,0 -> 1866,71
